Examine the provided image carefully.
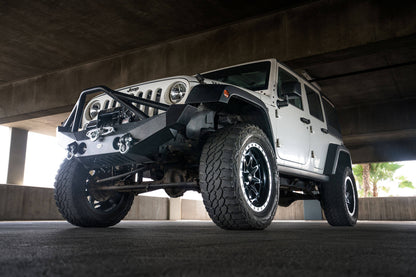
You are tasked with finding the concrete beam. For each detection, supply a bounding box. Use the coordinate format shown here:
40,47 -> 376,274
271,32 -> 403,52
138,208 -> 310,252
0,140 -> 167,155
339,98 -> 416,162
6,128 -> 28,185
1,0 -> 415,123
4,112 -> 69,137
349,138 -> 416,164
339,98 -> 416,139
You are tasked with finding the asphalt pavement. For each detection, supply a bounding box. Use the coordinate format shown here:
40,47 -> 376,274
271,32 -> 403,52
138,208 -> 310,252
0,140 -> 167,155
0,220 -> 415,276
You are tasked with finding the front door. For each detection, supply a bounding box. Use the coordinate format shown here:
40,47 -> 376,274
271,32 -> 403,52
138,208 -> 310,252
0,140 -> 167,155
272,68 -> 310,166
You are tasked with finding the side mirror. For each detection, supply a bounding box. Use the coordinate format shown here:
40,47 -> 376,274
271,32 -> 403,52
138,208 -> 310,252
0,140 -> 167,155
277,81 -> 301,108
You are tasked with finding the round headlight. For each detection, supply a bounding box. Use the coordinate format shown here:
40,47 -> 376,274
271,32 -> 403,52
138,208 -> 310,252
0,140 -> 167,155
169,82 -> 187,103
89,101 -> 101,119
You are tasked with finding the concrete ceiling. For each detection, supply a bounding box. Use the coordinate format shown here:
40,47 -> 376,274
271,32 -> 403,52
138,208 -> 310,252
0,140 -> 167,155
0,0 -> 310,85
1,0 -> 416,163
290,37 -> 416,109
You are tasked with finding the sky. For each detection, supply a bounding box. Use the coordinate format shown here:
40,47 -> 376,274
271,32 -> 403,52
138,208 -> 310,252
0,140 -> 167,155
0,125 -> 415,199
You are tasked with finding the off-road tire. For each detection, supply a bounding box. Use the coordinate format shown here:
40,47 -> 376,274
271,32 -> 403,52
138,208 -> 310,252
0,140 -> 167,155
321,167 -> 358,226
200,124 -> 279,230
54,159 -> 134,227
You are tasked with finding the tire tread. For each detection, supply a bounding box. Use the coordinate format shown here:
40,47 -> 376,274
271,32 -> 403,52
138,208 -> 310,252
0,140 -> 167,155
200,124 -> 278,230
54,159 -> 133,227
321,167 -> 358,226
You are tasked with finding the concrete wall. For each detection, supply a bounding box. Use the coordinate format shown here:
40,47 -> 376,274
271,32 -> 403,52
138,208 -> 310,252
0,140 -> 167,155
0,184 -> 170,221
1,184 -> 416,221
125,195 -> 169,220
0,184 -> 62,220
359,197 -> 416,221
275,201 -> 305,220
178,198 -> 305,221
181,199 -> 211,220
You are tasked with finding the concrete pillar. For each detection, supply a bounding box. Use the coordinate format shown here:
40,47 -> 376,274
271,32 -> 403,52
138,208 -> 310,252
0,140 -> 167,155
169,198 -> 182,220
303,200 -> 323,220
6,128 -> 28,185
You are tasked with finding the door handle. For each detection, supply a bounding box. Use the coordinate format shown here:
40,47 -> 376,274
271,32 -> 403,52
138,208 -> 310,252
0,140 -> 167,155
321,128 -> 329,134
300,117 -> 310,124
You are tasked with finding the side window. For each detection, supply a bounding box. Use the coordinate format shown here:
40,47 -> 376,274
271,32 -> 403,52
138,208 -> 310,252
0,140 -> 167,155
322,98 -> 342,137
305,86 -> 324,121
277,68 -> 303,110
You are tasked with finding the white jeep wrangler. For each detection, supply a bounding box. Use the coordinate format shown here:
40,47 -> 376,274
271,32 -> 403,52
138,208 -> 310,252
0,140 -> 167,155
55,59 -> 358,229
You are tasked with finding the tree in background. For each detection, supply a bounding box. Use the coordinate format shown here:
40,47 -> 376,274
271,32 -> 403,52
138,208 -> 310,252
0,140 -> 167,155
398,176 -> 415,190
362,164 -> 370,197
353,162 -> 413,197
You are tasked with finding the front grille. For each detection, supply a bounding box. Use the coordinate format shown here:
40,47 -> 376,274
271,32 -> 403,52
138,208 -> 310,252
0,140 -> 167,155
106,89 -> 161,117
81,77 -> 189,128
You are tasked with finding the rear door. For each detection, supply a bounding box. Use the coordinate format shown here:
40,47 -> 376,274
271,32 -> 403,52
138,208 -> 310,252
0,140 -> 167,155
304,85 -> 328,170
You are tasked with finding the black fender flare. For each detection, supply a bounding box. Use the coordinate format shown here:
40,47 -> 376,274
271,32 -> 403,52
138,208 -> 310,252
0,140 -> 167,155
323,143 -> 353,176
185,84 -> 275,148
186,84 -> 267,108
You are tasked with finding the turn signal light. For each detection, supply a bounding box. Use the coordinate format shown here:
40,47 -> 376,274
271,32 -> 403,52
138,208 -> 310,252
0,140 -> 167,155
223,89 -> 230,98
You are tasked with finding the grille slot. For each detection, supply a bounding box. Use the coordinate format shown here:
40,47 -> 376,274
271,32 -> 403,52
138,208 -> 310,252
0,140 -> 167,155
144,90 -> 153,115
137,92 -> 144,110
154,88 -> 162,115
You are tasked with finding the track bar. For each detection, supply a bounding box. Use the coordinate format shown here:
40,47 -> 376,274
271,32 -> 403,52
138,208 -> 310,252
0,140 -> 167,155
96,167 -> 145,184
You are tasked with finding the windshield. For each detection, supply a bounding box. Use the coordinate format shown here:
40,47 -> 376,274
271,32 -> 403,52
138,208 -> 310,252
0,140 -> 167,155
201,61 -> 271,91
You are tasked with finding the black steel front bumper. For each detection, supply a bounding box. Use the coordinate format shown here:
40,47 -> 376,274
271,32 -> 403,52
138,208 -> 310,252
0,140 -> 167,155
57,86 -> 213,168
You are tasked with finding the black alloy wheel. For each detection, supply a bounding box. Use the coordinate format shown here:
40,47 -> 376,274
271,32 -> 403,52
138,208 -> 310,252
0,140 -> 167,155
240,142 -> 272,213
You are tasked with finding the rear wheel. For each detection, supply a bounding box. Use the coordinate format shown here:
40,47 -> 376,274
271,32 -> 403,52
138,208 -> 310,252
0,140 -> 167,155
321,167 -> 358,226
54,159 -> 134,227
200,124 -> 279,230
